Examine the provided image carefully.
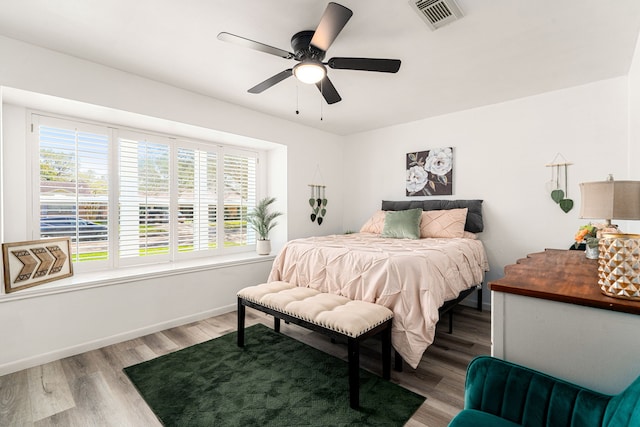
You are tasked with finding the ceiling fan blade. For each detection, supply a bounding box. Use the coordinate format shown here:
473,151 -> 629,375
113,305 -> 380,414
328,57 -> 401,73
315,76 -> 342,104
248,69 -> 293,94
218,32 -> 294,59
310,3 -> 353,52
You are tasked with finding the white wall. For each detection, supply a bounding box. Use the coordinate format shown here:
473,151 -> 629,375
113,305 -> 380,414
0,260 -> 273,374
628,33 -> 640,236
630,32 -> 640,170
0,35 -> 344,374
343,77 -> 631,307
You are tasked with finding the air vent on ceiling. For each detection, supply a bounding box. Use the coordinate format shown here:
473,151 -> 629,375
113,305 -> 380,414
409,0 -> 463,31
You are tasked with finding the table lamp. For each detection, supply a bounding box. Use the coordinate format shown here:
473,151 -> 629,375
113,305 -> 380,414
579,175 -> 640,300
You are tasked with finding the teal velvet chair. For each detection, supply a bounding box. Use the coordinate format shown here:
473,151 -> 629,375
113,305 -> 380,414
449,356 -> 640,427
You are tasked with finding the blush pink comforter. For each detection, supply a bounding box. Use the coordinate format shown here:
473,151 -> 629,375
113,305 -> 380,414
267,233 -> 489,368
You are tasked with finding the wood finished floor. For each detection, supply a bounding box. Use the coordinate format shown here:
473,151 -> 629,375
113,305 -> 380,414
0,305 -> 490,427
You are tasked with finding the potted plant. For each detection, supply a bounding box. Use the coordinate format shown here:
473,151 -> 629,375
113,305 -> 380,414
247,197 -> 283,255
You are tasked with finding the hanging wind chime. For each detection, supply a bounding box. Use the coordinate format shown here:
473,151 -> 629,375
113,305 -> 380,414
308,164 -> 327,225
545,153 -> 573,213
308,184 -> 327,225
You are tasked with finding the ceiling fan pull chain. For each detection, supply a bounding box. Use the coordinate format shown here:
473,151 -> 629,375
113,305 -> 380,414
320,80 -> 324,121
295,83 -> 299,115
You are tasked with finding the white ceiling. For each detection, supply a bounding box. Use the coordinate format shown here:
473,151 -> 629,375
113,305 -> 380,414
0,0 -> 639,135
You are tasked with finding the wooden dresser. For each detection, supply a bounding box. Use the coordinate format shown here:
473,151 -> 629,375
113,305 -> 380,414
490,249 -> 640,394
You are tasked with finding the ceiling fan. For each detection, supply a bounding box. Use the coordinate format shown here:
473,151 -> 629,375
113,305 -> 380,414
217,2 -> 401,104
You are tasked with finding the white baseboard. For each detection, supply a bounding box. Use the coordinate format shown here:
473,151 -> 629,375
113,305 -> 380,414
0,304 -> 236,377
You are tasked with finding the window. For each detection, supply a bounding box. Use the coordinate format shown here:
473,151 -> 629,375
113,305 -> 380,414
32,113 -> 261,270
176,146 -> 218,253
119,132 -> 172,262
37,116 -> 110,264
223,152 -> 257,247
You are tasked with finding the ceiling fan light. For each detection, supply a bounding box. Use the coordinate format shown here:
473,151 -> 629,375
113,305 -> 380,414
293,61 -> 326,84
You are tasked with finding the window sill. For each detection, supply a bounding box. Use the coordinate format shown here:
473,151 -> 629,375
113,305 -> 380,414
0,252 -> 275,303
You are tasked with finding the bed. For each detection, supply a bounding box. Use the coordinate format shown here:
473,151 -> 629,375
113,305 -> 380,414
267,200 -> 489,369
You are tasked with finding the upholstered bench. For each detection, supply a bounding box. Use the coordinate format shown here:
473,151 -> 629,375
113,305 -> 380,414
237,281 -> 394,409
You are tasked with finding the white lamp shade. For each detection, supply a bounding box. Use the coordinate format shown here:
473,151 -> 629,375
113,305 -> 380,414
293,61 -> 326,84
579,180 -> 640,221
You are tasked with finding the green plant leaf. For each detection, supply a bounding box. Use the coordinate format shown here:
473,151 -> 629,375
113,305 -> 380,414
551,189 -> 564,203
321,209 -> 326,216
313,207 -> 319,215
322,199 -> 328,206
247,197 -> 284,240
559,198 -> 574,213
308,198 -> 315,207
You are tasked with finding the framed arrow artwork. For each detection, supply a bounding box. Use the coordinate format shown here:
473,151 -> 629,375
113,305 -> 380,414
2,238 -> 73,294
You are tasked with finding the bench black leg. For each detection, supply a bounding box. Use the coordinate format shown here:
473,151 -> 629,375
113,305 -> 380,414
477,287 -> 483,312
237,298 -> 245,347
348,339 -> 360,409
448,309 -> 454,334
382,324 -> 391,380
394,350 -> 403,372
274,317 -> 281,333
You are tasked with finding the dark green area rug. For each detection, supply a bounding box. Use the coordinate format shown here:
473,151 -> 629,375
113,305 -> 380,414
124,324 -> 425,426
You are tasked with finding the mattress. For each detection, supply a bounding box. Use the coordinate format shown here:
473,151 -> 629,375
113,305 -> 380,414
268,232 -> 489,368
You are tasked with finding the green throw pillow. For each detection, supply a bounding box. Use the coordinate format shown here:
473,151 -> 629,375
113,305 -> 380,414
381,208 -> 422,239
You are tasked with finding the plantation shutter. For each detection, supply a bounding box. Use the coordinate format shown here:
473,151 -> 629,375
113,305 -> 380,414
33,113 -> 264,271
177,146 -> 217,253
119,132 -> 171,262
35,115 -> 110,263
223,151 -> 257,247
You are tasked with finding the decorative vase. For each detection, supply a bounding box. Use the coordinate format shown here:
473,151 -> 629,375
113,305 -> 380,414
598,233 -> 640,300
585,245 -> 599,260
256,239 -> 271,255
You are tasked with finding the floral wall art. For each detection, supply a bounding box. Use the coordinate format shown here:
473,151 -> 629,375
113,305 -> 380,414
406,147 -> 453,196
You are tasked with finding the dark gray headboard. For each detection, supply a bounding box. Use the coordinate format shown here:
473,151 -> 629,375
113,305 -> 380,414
381,200 -> 484,233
